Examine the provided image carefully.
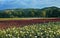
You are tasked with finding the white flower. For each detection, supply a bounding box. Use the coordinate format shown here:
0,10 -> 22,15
16,31 -> 18,34
48,28 -> 51,29
57,30 -> 60,33
54,32 -> 56,34
17,37 -> 20,38
20,31 -> 23,33
39,28 -> 41,29
35,36 -> 37,38
3,31 -> 6,34
13,27 -> 15,30
12,36 -> 16,38
6,34 -> 8,36
41,32 -> 43,35
8,34 -> 12,36
30,34 -> 32,36
49,31 -> 53,32
27,31 -> 29,33
45,31 -> 46,32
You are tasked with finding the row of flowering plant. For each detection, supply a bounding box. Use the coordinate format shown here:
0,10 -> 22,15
0,22 -> 60,38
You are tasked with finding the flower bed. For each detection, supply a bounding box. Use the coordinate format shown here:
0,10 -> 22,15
0,22 -> 60,38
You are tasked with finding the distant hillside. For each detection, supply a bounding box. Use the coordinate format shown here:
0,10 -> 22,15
0,6 -> 60,18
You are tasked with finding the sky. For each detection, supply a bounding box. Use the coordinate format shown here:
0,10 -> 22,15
0,0 -> 60,10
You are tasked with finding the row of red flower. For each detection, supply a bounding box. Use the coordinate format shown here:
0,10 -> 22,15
0,18 -> 60,29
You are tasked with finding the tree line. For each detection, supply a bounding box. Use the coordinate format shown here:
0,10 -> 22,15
0,6 -> 60,18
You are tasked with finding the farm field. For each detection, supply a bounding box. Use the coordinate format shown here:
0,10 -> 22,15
0,1 -> 60,38
0,18 -> 60,29
0,18 -> 59,21
0,22 -> 60,38
0,18 -> 60,38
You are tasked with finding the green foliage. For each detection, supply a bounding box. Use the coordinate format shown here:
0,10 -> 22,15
0,6 -> 60,18
0,22 -> 60,38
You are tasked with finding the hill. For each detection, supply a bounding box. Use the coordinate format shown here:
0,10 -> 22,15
0,6 -> 60,18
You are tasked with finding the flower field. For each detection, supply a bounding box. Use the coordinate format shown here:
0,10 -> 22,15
0,22 -> 60,38
0,18 -> 60,29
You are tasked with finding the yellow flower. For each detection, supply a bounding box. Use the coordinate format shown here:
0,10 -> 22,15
57,30 -> 60,33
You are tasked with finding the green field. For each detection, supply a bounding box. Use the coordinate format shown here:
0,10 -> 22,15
0,22 -> 60,38
0,18 -> 57,21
